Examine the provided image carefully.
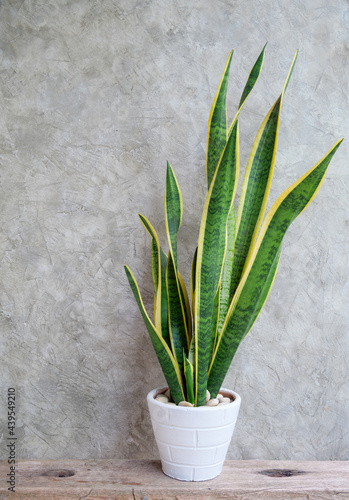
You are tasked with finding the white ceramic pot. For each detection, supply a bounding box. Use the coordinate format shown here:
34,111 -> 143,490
147,387 -> 241,482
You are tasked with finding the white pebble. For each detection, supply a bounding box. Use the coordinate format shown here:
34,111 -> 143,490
178,401 -> 194,407
206,398 -> 219,407
219,397 -> 231,404
217,393 -> 223,400
206,390 -> 210,402
155,395 -> 169,403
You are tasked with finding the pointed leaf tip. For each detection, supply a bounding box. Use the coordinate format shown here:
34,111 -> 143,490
282,49 -> 298,95
237,44 -> 267,112
206,49 -> 234,188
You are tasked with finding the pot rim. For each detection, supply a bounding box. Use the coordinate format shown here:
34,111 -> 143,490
147,387 -> 241,411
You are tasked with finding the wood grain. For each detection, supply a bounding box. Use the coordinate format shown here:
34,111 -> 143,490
0,460 -> 348,499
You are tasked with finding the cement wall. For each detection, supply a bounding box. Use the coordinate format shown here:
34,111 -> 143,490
0,0 -> 348,460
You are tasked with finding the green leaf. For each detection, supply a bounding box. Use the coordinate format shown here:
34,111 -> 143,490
178,272 -> 192,341
140,213 -> 191,349
238,43 -> 267,109
208,286 -> 221,366
208,138 -> 343,397
231,50 -> 298,297
206,50 -> 233,189
188,336 -> 195,365
191,247 -> 198,314
159,248 -> 170,346
217,203 -> 236,335
124,265 -> 185,404
209,245 -> 282,400
166,251 -> 190,376
184,353 -> 195,405
195,120 -> 239,406
207,46 -> 266,190
282,49 -> 298,94
224,45 -> 267,154
151,238 -> 159,295
231,96 -> 282,293
165,161 -> 183,268
139,214 -> 169,346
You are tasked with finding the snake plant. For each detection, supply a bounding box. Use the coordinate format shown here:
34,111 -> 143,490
124,47 -> 342,407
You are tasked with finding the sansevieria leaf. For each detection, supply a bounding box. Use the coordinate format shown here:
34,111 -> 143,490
139,214 -> 169,346
191,247 -> 198,313
124,265 -> 185,404
166,250 -> 190,376
238,43 -> 267,109
140,213 -> 191,345
165,161 -> 183,268
207,45 -> 266,190
231,50 -> 298,297
225,44 -> 267,142
184,353 -> 195,405
195,120 -> 239,406
206,50 -> 233,189
217,203 -> 236,336
207,139 -> 343,397
178,272 -> 192,340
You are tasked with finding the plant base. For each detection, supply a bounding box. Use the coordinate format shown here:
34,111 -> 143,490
147,387 -> 241,481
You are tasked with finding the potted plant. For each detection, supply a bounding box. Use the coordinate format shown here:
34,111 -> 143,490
124,46 -> 342,481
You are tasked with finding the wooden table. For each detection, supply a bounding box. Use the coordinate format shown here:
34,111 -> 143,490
0,459 -> 348,499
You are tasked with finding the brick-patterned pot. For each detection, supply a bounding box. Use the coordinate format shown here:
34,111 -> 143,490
147,387 -> 241,481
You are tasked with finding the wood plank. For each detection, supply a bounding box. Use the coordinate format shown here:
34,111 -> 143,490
0,459 -> 348,499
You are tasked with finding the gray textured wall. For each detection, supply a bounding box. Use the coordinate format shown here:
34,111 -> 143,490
0,0 -> 348,461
